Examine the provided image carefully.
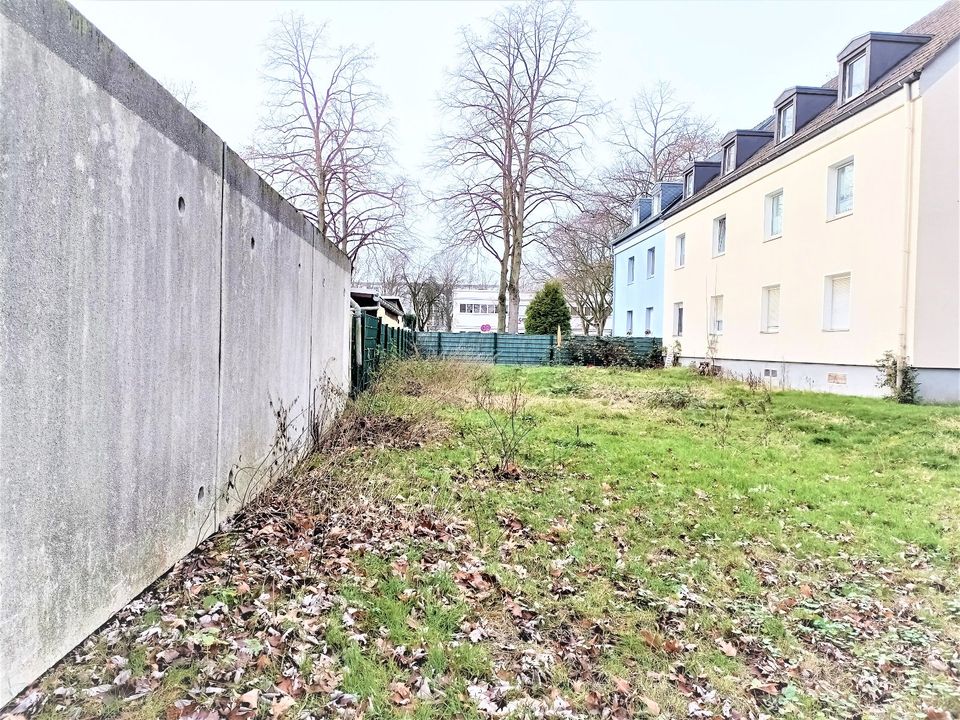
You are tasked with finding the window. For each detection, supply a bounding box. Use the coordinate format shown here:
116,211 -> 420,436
459,303 -> 466,313
646,247 -> 656,278
673,302 -> 684,337
722,142 -> 735,174
761,285 -> 780,333
824,273 -> 851,331
710,295 -> 724,334
684,172 -> 694,198
842,51 -> 867,102
766,190 -> 784,239
632,205 -> 640,226
473,304 -> 480,313
713,215 -> 727,256
652,193 -> 661,216
627,256 -> 635,283
675,234 -> 686,268
644,306 -> 654,333
829,159 -> 854,217
777,102 -> 795,141
625,310 -> 634,335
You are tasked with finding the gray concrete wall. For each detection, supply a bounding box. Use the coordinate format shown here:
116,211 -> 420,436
0,0 -> 351,704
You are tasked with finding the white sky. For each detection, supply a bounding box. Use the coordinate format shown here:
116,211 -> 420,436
73,0 -> 940,268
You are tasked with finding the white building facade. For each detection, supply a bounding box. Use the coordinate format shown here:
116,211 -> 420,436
451,286 -> 589,334
611,3 -> 959,401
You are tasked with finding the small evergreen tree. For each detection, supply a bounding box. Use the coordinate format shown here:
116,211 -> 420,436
524,281 -> 572,335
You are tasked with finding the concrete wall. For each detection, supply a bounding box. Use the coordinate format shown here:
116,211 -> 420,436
0,0 -> 351,705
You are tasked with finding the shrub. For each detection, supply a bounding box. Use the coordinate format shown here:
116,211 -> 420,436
645,387 -> 700,409
525,281 -> 572,336
559,336 -> 664,369
876,351 -> 919,404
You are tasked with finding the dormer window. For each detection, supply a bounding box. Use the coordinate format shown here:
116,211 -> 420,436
722,143 -> 735,174
652,194 -> 661,215
631,205 -> 640,226
684,172 -> 694,198
777,102 -> 795,141
842,51 -> 867,101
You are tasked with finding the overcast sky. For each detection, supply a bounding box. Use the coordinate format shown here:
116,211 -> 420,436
73,0 -> 940,268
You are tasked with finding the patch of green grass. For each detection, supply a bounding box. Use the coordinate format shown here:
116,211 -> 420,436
346,361 -> 960,717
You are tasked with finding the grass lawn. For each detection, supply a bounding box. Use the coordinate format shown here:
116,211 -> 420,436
4,361 -> 959,720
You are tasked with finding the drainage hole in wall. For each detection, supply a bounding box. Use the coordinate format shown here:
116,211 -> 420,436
197,486 -> 205,502
178,196 -> 185,214
250,236 -> 256,250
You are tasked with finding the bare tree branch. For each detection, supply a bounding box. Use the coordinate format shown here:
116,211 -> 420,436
246,14 -> 408,266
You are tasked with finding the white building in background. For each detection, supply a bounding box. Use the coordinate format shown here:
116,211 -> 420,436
451,285 -> 591,334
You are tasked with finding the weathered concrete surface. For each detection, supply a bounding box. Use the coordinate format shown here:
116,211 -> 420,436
0,0 -> 350,705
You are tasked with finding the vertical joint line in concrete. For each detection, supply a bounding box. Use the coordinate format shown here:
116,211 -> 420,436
213,141 -> 227,532
308,228 -> 316,429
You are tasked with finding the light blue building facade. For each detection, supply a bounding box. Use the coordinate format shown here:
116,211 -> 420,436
611,182 -> 683,338
612,225 -> 665,337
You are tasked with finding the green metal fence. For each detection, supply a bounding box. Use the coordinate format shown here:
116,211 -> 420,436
350,312 -> 414,395
414,332 -> 662,367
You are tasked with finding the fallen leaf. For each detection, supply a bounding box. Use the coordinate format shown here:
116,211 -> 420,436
715,638 -> 737,657
639,695 -> 660,715
270,695 -> 295,717
612,676 -> 630,694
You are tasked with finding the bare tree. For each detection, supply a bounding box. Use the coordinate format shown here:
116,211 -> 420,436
247,15 -> 407,265
357,247 -> 405,296
398,260 -> 444,332
164,78 -> 205,114
539,208 -> 616,335
602,81 -> 718,222
432,249 -> 471,331
434,0 -> 599,333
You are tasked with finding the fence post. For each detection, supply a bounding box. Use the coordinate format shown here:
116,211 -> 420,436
437,332 -> 442,358
493,332 -> 499,364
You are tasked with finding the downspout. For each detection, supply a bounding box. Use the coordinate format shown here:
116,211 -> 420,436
897,70 -> 921,390
350,299 -> 363,367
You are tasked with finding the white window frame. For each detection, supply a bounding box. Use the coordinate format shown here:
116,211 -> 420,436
684,172 -> 694,198
722,142 -> 735,174
675,234 -> 686,269
673,301 -> 684,337
842,51 -> 867,102
712,215 -> 727,257
765,189 -> 784,240
761,284 -> 780,333
646,246 -> 656,278
644,306 -> 654,333
631,205 -> 640,226
828,158 -> 854,219
710,294 -> 724,334
777,102 -> 795,141
627,255 -> 635,284
625,310 -> 633,336
823,273 -> 851,332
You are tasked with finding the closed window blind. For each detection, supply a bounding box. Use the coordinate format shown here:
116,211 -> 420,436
711,295 -> 724,333
763,286 -> 780,332
830,275 -> 850,330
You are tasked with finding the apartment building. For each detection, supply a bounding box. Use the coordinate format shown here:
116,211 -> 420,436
612,1 -> 959,401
